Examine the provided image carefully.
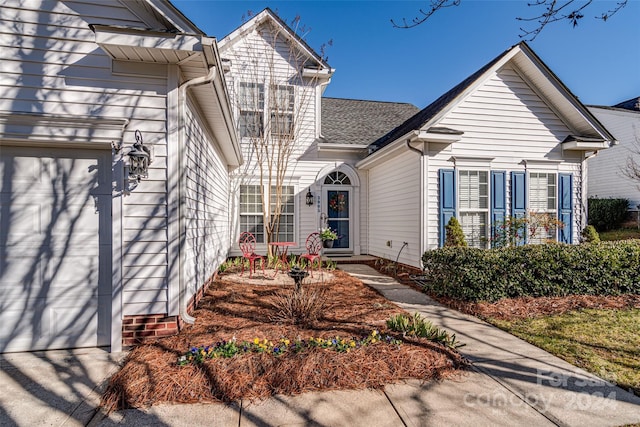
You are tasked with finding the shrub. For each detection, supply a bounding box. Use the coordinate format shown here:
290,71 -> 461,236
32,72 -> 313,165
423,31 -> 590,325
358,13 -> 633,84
386,313 -> 464,348
588,198 -> 629,231
581,225 -> 600,243
270,287 -> 327,325
421,241 -> 640,302
445,217 -> 467,247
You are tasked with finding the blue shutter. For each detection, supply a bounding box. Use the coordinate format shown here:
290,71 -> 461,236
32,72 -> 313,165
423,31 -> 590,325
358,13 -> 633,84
511,171 -> 527,245
491,171 -> 506,247
558,173 -> 573,244
439,169 -> 456,247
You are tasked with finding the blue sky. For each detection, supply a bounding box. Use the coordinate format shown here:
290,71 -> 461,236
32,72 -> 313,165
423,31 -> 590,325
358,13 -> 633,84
172,1 -> 640,109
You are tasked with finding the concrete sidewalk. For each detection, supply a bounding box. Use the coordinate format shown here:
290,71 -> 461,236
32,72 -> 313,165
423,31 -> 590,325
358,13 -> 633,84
1,265 -> 639,426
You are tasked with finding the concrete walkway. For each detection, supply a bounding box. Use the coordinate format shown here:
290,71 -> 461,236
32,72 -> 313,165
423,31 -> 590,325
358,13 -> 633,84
1,265 -> 638,426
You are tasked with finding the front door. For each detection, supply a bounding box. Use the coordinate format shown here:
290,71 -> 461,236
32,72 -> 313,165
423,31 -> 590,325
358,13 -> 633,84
323,188 -> 352,252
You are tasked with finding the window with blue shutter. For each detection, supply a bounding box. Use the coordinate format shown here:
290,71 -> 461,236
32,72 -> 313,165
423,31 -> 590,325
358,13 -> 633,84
439,169 -> 456,247
490,171 -> 506,247
511,171 -> 526,245
558,173 -> 573,244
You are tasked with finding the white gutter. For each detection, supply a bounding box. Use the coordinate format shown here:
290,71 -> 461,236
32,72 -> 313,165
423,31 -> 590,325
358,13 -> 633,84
177,65 -> 218,324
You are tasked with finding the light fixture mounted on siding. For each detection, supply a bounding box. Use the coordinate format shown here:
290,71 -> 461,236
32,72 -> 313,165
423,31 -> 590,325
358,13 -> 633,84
128,129 -> 151,182
305,189 -> 314,207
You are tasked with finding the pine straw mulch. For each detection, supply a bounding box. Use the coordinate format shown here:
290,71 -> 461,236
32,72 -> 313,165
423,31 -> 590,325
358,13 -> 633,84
101,269 -> 467,411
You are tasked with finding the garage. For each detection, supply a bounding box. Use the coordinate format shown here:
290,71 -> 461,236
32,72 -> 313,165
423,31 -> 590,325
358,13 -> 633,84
0,146 -> 112,352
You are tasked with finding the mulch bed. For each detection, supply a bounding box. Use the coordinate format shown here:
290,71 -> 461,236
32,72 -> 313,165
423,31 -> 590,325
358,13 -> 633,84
101,270 -> 467,410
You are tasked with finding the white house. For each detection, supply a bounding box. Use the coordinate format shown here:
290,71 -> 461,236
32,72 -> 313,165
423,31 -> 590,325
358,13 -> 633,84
587,100 -> 640,213
0,0 -> 241,352
0,4 -> 616,354
221,13 -> 614,269
218,9 -> 418,258
357,42 -> 615,266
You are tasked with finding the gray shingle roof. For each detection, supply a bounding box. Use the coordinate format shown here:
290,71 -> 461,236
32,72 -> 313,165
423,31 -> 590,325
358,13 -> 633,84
320,98 -> 419,146
613,97 -> 640,111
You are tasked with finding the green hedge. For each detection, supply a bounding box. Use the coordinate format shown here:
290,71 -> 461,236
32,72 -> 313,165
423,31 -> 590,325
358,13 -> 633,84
421,241 -> 640,302
588,198 -> 629,231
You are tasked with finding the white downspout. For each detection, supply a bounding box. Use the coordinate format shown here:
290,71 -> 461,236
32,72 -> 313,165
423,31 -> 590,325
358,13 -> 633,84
177,65 -> 218,324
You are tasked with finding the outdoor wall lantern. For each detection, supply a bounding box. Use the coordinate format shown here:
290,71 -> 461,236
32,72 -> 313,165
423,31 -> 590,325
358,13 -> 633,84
128,129 -> 151,182
305,189 -> 314,207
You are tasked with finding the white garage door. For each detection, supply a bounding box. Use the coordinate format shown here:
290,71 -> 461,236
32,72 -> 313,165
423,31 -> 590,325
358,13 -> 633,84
0,146 -> 112,352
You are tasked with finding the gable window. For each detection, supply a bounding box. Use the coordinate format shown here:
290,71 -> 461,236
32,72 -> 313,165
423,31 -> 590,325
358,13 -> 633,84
528,172 -> 557,244
458,170 -> 489,248
239,184 -> 296,243
239,82 -> 264,138
270,85 -> 294,138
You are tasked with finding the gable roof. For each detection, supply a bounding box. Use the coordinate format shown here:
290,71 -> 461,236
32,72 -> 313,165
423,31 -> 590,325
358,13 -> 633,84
368,41 -> 614,154
321,98 -> 419,146
218,8 -> 331,71
613,97 -> 640,111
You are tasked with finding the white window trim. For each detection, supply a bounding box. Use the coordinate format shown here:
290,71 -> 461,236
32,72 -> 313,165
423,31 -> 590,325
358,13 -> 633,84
238,179 -> 300,249
457,168 -> 490,249
527,171 -> 558,243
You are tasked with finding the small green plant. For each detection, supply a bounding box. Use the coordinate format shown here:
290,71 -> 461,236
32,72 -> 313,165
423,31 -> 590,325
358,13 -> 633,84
320,227 -> 338,241
386,313 -> 464,349
178,330 -> 402,365
581,225 -> 600,243
445,217 -> 467,247
323,259 -> 338,271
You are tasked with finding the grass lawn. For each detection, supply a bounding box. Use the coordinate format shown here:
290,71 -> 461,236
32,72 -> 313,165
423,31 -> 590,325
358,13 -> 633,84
599,228 -> 640,241
102,269 -> 466,410
489,308 -> 640,396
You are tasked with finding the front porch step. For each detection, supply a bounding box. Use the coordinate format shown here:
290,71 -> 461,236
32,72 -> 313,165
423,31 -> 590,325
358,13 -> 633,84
322,254 -> 378,264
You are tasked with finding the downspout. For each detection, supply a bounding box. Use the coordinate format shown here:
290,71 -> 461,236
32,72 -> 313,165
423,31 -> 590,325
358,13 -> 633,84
177,65 -> 218,324
406,139 -> 426,264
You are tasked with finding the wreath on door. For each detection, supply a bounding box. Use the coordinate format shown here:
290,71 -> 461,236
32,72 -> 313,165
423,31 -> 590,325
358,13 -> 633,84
329,193 -> 347,212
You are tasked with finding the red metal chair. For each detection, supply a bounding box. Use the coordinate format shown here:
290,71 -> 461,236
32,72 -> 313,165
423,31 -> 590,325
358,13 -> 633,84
239,232 -> 265,278
300,232 -> 322,277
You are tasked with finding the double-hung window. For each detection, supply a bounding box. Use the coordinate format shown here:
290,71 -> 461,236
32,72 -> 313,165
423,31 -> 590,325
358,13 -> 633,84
270,185 -> 295,242
458,170 -> 489,248
239,184 -> 296,243
528,172 -> 557,244
270,85 -> 294,138
239,185 -> 265,243
238,82 -> 264,138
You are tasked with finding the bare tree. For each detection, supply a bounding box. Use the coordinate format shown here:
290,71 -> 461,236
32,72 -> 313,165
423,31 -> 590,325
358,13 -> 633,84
227,13 -> 329,256
391,0 -> 628,40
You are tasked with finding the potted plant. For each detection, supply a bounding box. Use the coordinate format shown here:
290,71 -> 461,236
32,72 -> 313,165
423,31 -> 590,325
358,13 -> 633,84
320,227 -> 338,248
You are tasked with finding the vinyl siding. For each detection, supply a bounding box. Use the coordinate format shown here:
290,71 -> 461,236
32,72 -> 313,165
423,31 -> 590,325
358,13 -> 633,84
0,1 -> 171,316
424,65 -> 582,250
587,107 -> 640,210
183,98 -> 230,301
368,150 -> 421,267
222,21 -> 368,255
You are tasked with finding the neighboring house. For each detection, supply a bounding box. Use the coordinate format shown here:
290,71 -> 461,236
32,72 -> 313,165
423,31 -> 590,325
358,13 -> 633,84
0,1 -> 241,352
356,42 -> 614,267
587,99 -> 640,214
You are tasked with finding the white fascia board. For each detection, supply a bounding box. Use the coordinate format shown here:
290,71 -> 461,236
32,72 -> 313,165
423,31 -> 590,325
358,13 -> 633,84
317,143 -> 369,152
412,130 -> 463,143
144,0 -> 205,34
562,140 -> 610,151
93,25 -> 202,56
